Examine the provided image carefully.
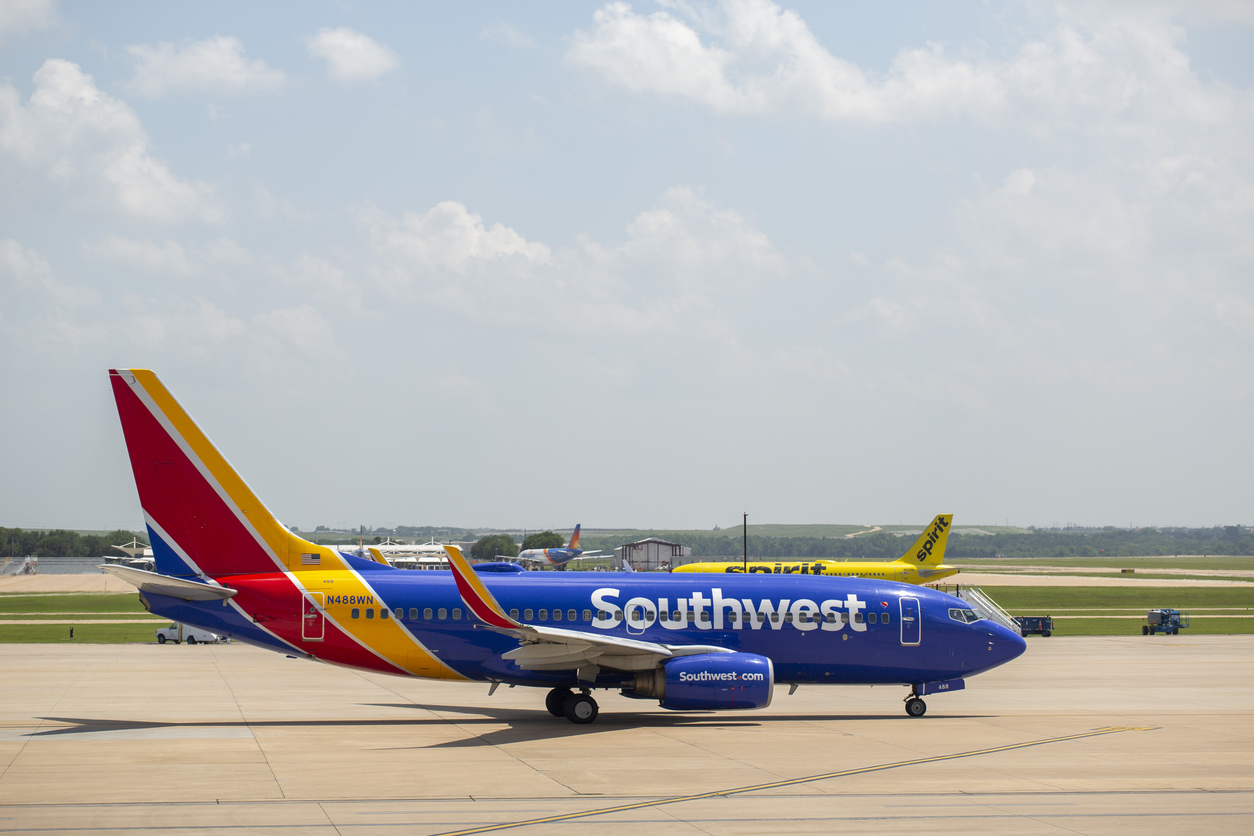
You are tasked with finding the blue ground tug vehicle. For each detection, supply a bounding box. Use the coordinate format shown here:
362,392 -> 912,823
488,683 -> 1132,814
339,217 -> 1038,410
1143,609 -> 1189,635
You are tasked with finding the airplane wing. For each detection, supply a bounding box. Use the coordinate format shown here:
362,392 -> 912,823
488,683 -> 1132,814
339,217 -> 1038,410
442,545 -> 728,675
100,564 -> 237,602
568,550 -> 603,560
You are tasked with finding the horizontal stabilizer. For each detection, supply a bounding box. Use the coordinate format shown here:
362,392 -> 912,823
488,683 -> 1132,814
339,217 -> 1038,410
101,564 -> 237,601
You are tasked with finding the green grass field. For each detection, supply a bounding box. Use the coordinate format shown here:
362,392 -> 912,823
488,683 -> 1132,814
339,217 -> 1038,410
0,592 -> 147,613
954,555 -> 1254,571
0,623 -> 163,643
979,586 -> 1254,610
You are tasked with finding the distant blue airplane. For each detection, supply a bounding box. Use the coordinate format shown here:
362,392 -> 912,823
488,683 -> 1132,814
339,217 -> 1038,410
102,369 -> 1026,724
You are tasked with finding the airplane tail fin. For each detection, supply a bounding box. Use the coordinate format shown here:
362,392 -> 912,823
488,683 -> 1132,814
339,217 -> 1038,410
896,514 -> 953,566
568,524 -> 581,550
108,369 -> 341,579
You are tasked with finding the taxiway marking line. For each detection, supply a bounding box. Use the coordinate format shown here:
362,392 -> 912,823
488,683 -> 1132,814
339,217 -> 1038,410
433,725 -> 1158,836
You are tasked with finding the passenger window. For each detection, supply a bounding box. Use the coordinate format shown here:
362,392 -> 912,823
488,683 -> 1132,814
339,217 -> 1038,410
841,612 -> 849,623
797,612 -> 809,624
409,608 -> 418,620
700,612 -> 710,622
366,608 -> 374,619
825,612 -> 836,623
438,608 -> 447,620
757,613 -> 766,623
882,613 -> 891,624
452,608 -> 462,620
423,608 -> 433,620
770,612 -> 779,623
597,610 -> 608,621
567,609 -> 577,621
582,609 -> 591,621
351,608 -> 360,619
672,611 -> 681,621
539,609 -> 548,620
729,612 -> 738,623
854,613 -> 864,623
783,613 -> 793,623
868,612 -> 877,624
524,609 -> 534,620
381,609 -> 390,620
552,609 -> 562,622
510,609 -> 519,620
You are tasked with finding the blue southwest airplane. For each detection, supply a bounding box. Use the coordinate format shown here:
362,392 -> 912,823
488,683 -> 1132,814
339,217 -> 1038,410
102,369 -> 1026,724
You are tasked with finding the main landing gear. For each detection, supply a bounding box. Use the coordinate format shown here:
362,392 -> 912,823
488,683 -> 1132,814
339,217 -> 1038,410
905,697 -> 927,717
545,686 -> 599,724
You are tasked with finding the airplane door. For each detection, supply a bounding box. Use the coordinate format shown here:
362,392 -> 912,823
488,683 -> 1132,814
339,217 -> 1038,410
900,597 -> 921,646
302,593 -> 325,642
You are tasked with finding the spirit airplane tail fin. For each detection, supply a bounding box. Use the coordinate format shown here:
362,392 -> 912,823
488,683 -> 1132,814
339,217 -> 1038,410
897,514 -> 953,566
108,369 -> 342,579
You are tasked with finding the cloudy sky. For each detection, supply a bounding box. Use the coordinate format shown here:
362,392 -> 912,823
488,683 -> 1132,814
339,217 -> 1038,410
1,1 -> 1251,532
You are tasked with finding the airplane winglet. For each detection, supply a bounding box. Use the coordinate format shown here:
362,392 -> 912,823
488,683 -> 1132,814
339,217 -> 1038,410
443,544 -> 521,630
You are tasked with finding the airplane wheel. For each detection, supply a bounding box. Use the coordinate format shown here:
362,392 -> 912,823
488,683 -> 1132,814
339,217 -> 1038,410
564,693 -> 598,725
545,687 -> 571,717
157,635 -> 166,644
905,698 -> 927,718
186,636 -> 195,645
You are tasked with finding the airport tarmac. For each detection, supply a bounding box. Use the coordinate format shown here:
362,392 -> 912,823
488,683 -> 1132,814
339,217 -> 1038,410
0,637 -> 1250,834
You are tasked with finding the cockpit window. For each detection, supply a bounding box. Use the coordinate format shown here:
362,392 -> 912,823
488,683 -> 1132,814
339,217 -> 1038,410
948,607 -> 982,624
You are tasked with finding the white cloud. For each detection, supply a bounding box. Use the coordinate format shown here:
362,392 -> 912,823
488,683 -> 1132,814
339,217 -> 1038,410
199,237 -> 252,267
0,0 -> 54,42
306,28 -> 399,82
269,253 -> 363,314
360,200 -> 550,277
0,238 -> 94,308
251,304 -> 348,373
0,239 -> 102,352
0,59 -> 219,223
357,188 -> 790,349
568,0 -> 1241,132
125,36 -> 286,97
83,235 -> 202,277
480,21 -> 537,49
227,141 -> 250,159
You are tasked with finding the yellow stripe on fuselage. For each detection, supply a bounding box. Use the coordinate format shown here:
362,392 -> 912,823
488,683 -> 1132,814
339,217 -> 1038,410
291,569 -> 467,680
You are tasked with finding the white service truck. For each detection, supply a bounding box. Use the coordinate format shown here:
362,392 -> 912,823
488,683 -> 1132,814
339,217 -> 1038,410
155,623 -> 224,644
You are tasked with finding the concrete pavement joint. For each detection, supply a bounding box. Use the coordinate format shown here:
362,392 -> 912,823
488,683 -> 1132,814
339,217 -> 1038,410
425,725 -> 1159,836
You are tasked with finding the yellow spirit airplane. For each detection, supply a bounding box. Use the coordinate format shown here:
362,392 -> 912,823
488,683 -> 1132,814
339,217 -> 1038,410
673,515 -> 958,584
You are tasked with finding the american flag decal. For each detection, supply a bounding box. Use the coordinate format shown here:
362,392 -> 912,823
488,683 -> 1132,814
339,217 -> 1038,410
301,553 -> 320,565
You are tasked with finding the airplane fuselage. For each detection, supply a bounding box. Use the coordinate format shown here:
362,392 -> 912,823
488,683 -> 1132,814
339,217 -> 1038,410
141,560 -> 1020,689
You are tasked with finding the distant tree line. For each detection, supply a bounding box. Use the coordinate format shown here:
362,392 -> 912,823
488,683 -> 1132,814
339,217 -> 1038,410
579,526 -> 1254,560
0,528 -> 146,558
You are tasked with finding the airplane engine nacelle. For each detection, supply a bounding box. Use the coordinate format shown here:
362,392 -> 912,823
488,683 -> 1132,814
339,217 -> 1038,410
630,653 -> 774,711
